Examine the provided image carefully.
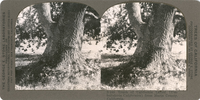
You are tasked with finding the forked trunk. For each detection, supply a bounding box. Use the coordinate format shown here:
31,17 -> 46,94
32,3 -> 90,78
126,3 -> 176,68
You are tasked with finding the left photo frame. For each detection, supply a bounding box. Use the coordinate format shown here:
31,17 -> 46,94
15,2 -> 101,90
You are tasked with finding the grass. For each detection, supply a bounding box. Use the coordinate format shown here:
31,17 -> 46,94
15,52 -> 186,90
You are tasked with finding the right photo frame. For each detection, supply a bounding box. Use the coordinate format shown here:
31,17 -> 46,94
100,2 -> 186,90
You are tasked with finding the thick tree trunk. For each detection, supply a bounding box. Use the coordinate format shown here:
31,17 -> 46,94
126,3 -> 176,68
148,4 -> 176,70
24,3 -> 99,84
33,3 -> 86,69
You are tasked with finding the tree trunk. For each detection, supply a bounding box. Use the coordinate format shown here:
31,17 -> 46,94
126,3 -> 152,68
148,4 -> 176,70
22,3 -> 99,84
33,3 -> 61,66
33,3 -> 86,68
126,3 -> 176,68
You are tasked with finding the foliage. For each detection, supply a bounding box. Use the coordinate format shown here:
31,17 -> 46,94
15,7 -> 47,52
83,7 -> 101,43
50,2 -> 63,22
101,4 -> 136,53
173,11 -> 187,44
140,2 -> 154,22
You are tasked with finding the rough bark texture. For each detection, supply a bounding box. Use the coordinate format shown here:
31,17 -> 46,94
126,3 -> 152,68
32,3 -> 87,70
33,3 -> 60,66
126,3 -> 176,68
148,4 -> 176,70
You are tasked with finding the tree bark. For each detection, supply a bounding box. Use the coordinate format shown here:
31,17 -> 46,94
31,3 -> 92,80
126,3 -> 152,67
33,3 -> 60,66
149,4 -> 176,66
126,3 -> 176,68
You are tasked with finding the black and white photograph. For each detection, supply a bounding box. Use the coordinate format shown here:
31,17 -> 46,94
15,2 -> 186,90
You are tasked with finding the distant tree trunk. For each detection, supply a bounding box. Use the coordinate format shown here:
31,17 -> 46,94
126,3 -> 176,68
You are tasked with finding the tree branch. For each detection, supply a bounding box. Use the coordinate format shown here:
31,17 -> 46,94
33,3 -> 56,39
126,3 -> 145,38
33,3 -> 55,24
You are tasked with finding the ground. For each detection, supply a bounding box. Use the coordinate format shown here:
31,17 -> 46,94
15,40 -> 186,90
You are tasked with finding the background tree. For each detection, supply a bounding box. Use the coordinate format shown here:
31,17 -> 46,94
16,2 -> 100,85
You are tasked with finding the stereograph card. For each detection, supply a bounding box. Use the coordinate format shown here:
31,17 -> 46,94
0,0 -> 199,99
